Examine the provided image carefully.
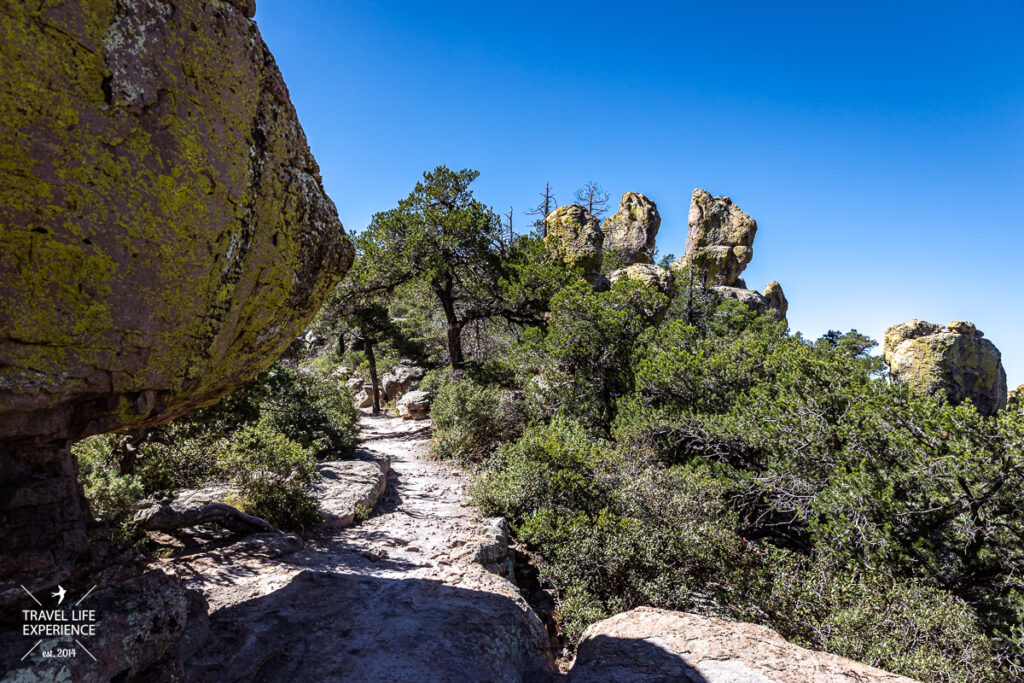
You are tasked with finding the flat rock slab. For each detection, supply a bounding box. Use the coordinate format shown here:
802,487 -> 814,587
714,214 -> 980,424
161,414 -> 554,681
313,455 -> 389,528
568,607 -> 917,682
184,566 -> 551,682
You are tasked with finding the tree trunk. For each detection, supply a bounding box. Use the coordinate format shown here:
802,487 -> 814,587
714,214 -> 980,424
436,289 -> 465,370
114,429 -> 144,476
364,337 -> 381,415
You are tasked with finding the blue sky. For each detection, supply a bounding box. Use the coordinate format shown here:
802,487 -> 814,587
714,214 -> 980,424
255,1 -> 1024,386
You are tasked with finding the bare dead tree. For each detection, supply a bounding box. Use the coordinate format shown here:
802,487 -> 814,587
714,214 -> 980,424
505,206 -> 514,245
575,181 -> 610,217
526,182 -> 556,237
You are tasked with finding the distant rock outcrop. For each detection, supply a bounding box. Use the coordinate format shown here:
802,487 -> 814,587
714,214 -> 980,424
568,607 -> 916,682
545,204 -> 604,275
0,0 -> 350,677
1008,385 -> 1023,412
601,192 -> 661,265
883,320 -> 1007,416
676,188 -> 757,287
671,190 -> 787,321
714,281 -> 788,322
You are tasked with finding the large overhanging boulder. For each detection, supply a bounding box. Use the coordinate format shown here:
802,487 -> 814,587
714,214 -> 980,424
0,0 -> 352,639
601,192 -> 661,265
883,320 -> 1007,416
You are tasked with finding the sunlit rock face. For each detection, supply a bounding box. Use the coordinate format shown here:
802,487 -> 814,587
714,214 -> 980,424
883,320 -> 1007,416
0,0 -> 352,625
677,188 -> 757,287
545,204 -> 604,275
601,192 -> 661,265
671,190 -> 787,321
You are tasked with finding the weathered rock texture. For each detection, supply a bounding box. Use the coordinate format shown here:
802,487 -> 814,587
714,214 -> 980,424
601,192 -> 661,265
714,281 -> 788,322
678,188 -> 757,286
568,607 -> 916,682
381,364 -> 425,401
313,456 -> 390,528
883,320 -> 1007,416
671,189 -> 788,321
545,204 -> 604,275
0,0 -> 351,638
1008,384 -> 1023,412
398,390 -> 432,420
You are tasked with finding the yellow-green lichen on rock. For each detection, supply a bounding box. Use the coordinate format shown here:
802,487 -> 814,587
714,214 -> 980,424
0,1 -> 352,665
544,204 -> 603,275
600,192 -> 661,265
673,188 -> 756,287
0,0 -> 353,443
883,320 -> 1007,416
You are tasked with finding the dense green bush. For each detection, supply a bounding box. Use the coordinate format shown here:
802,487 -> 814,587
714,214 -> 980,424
217,421 -> 323,533
461,284 -> 1024,680
74,359 -> 355,541
427,369 -> 524,463
75,435 -> 144,545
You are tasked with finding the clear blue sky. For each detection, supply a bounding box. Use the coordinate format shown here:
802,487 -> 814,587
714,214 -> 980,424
255,1 -> 1024,387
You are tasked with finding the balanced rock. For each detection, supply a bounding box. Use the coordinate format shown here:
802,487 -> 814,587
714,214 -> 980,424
601,192 -> 661,265
675,189 -> 757,286
545,204 -> 604,275
883,320 -> 1007,416
568,607 -> 915,682
0,0 -> 351,646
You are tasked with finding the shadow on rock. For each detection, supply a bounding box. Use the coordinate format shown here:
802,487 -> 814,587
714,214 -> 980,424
181,568 -> 554,682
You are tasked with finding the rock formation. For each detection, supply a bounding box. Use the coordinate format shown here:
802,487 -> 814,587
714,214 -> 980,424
545,204 -> 604,275
568,607 -> 916,682
381,364 -> 426,401
677,188 -> 758,287
607,263 -> 676,322
763,280 -> 789,319
714,281 -> 788,322
398,390 -> 432,420
601,192 -> 661,265
1008,384 -> 1023,412
0,0 -> 351,676
671,190 -> 787,321
883,320 -> 1007,416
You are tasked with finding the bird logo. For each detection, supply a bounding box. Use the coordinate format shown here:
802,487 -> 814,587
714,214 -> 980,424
51,585 -> 66,606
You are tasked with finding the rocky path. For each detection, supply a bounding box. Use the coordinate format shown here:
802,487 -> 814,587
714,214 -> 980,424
166,413 -> 553,681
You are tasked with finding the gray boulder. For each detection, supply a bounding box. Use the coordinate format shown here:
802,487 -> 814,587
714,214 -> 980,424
381,364 -> 426,401
397,390 -> 432,420
714,281 -> 788,322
